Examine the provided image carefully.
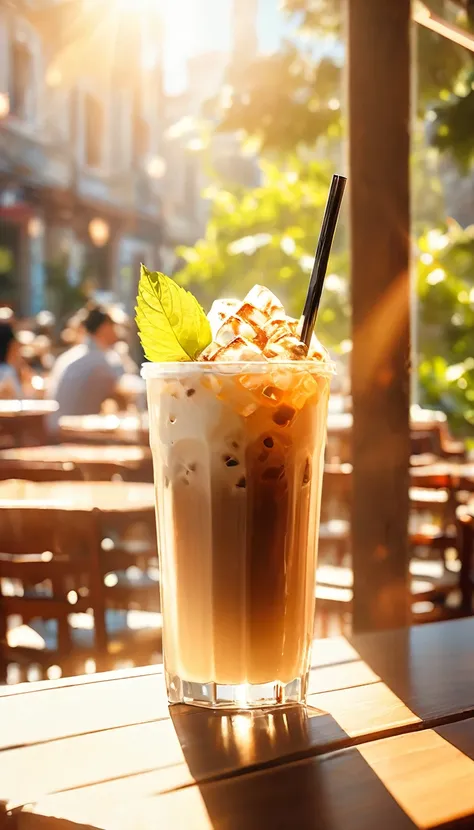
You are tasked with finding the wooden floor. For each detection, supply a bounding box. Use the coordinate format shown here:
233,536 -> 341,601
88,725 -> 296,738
1,618 -> 474,829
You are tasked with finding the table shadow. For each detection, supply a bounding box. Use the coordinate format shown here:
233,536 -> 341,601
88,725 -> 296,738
169,702 -> 347,783
168,706 -> 419,830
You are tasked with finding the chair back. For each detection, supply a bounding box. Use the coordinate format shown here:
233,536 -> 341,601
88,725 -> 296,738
0,503 -> 104,682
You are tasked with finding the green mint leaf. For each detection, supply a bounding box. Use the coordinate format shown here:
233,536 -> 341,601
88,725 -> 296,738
135,266 -> 212,362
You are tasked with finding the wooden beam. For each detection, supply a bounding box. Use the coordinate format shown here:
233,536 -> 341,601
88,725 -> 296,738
414,1 -> 474,52
348,0 -> 411,632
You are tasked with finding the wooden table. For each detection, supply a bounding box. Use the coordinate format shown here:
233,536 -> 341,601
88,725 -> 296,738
58,414 -> 149,446
0,479 -> 155,512
327,408 -> 465,463
1,617 -> 474,829
0,444 -> 152,482
410,462 -> 474,491
0,401 -> 58,449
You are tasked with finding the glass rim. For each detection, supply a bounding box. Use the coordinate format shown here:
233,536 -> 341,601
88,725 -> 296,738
141,360 -> 336,379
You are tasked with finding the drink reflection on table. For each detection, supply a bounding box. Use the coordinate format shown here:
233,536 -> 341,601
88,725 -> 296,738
170,704 -> 312,780
168,703 -> 348,830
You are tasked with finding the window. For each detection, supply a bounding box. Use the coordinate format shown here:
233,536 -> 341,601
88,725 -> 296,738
84,92 -> 104,168
134,114 -> 150,163
10,38 -> 33,119
7,16 -> 42,126
110,90 -> 131,172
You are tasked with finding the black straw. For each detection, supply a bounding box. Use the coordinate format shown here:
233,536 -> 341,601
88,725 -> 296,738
301,174 -> 347,347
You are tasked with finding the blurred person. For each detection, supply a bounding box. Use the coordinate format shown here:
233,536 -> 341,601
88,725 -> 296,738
35,310 -> 56,341
0,307 -> 14,323
33,334 -> 55,372
59,309 -> 87,350
0,321 -> 22,398
47,305 -> 136,432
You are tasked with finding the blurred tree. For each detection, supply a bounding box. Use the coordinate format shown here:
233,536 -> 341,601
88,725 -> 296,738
429,0 -> 474,171
219,47 -> 342,154
219,0 -> 471,154
175,157 -> 350,351
417,223 -> 474,432
176,0 -> 474,433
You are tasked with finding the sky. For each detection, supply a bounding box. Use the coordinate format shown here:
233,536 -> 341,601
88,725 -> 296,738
163,0 -> 285,93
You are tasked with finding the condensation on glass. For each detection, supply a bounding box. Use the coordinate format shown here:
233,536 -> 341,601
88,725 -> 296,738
143,361 -> 332,709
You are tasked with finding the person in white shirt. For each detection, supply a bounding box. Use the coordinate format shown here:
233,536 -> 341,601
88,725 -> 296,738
47,306 -> 127,432
0,322 -> 22,399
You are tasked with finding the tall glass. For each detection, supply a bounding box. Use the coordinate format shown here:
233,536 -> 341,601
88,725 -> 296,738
143,360 -> 332,709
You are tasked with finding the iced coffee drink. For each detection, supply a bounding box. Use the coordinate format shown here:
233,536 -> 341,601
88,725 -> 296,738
140,273 -> 333,709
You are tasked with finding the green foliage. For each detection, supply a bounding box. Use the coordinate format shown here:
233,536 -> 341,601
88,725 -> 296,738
431,69 -> 474,172
45,259 -> 88,325
177,0 -> 474,435
417,224 -> 474,433
175,157 -> 350,350
284,0 -> 341,32
221,48 -> 341,153
217,0 -> 472,155
416,2 -> 470,110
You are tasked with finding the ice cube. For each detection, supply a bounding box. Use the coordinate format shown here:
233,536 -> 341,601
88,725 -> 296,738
201,373 -> 224,395
264,334 -> 308,361
268,365 -> 295,392
235,303 -> 268,332
293,318 -> 329,362
308,334 -> 330,362
207,299 -> 241,337
290,371 -> 320,409
264,317 -> 293,344
211,336 -> 268,363
218,374 -> 260,417
199,340 -> 222,361
215,316 -> 258,347
215,311 -> 267,351
243,285 -> 285,320
272,403 -> 296,426
286,317 -> 299,335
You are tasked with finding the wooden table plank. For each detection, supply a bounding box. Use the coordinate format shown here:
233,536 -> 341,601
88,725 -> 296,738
14,718 -> 474,830
350,617 -> 474,722
2,619 -> 474,821
0,480 -> 155,512
0,638 -> 358,748
2,619 -> 471,751
0,445 -> 151,465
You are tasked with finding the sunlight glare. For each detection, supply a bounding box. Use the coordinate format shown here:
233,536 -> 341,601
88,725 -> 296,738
117,0 -> 155,10
359,730 -> 474,828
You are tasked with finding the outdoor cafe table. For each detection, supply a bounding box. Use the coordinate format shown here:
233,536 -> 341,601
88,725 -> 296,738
327,408 -> 465,463
1,617 -> 474,829
0,444 -> 152,480
0,479 -> 155,512
58,414 -> 149,446
0,401 -> 58,449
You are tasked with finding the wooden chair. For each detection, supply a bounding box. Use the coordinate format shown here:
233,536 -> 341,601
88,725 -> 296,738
0,482 -> 161,684
0,507 -> 104,682
319,464 -> 463,622
326,408 -> 466,465
98,508 -> 160,612
457,504 -> 474,615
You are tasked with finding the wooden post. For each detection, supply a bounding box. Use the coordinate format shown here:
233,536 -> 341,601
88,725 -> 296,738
348,0 -> 411,632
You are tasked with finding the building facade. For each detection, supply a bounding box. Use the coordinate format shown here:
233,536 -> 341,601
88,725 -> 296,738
0,0 -> 164,319
161,0 -> 262,271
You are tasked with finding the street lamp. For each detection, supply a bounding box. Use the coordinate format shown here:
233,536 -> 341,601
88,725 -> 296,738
88,217 -> 110,247
0,93 -> 10,118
